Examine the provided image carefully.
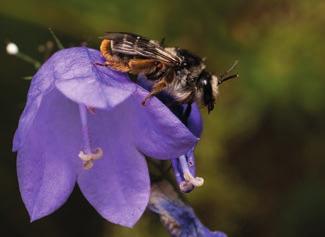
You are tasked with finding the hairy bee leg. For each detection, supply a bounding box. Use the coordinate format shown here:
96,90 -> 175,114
128,59 -> 158,74
97,60 -> 130,72
142,79 -> 167,106
100,39 -> 112,60
100,39 -> 131,72
108,63 -> 130,72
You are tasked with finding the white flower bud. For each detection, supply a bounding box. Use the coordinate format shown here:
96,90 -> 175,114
6,42 -> 19,55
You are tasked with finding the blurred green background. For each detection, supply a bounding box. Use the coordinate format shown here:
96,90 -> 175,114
1,0 -> 325,236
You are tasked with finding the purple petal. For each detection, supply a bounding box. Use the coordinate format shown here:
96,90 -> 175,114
136,76 -> 203,138
178,103 -> 203,178
13,51 -> 58,151
186,103 -> 203,138
54,47 -> 136,109
170,103 -> 203,192
132,89 -> 199,160
13,47 -> 135,151
77,87 -> 200,226
78,107 -> 150,227
17,90 -> 80,221
14,46 -> 201,226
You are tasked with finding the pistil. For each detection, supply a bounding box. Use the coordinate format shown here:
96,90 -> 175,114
178,155 -> 204,187
171,154 -> 204,192
78,104 -> 103,169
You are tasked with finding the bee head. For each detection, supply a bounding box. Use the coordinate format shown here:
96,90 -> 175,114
177,49 -> 202,69
197,61 -> 239,113
197,70 -> 219,113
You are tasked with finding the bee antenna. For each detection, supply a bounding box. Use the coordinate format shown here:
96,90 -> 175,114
222,60 -> 238,75
218,60 -> 239,85
218,74 -> 239,85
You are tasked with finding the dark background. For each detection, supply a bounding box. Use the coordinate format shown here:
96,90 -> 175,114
0,0 -> 324,236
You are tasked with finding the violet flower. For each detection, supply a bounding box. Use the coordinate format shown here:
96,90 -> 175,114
13,47 -> 202,227
137,77 -> 204,193
170,103 -> 203,193
149,182 -> 227,237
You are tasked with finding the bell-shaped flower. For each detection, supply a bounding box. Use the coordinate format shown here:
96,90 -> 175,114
136,77 -> 204,193
170,103 -> 204,193
13,47 -> 201,227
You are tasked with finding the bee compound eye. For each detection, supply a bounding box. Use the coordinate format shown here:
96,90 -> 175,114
202,79 -> 208,85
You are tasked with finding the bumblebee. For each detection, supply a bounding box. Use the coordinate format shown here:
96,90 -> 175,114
99,32 -> 238,113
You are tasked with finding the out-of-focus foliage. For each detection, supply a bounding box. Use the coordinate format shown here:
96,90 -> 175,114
0,0 -> 324,237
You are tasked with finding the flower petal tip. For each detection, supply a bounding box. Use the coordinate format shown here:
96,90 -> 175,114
29,216 -> 39,223
100,211 -> 143,228
29,210 -> 45,223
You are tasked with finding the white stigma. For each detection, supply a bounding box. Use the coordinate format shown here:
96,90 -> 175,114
6,42 -> 19,55
183,170 -> 204,187
178,155 -> 204,187
79,148 -> 103,170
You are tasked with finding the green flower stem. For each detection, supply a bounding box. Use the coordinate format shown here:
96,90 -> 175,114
16,52 -> 41,69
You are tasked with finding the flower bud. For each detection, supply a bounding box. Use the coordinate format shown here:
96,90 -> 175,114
6,42 -> 19,55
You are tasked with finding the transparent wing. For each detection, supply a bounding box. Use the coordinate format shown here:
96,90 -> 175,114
102,32 -> 181,65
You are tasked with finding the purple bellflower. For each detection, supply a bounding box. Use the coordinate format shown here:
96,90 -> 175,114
137,77 -> 204,193
13,47 -> 204,227
170,104 -> 203,193
149,182 -> 227,237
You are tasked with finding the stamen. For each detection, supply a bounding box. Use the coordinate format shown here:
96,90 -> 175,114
78,148 -> 103,170
178,155 -> 204,187
183,170 -> 204,186
171,159 -> 195,193
78,104 -> 103,169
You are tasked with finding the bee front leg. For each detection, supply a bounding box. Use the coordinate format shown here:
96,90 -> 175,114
94,62 -> 106,67
95,60 -> 130,72
142,79 -> 167,106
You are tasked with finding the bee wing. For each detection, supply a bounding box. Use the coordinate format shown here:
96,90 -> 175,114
102,32 -> 181,65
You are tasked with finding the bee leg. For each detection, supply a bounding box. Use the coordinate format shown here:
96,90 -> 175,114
94,61 -> 118,68
142,79 -> 167,106
128,59 -> 158,74
94,62 -> 106,67
102,60 -> 130,72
